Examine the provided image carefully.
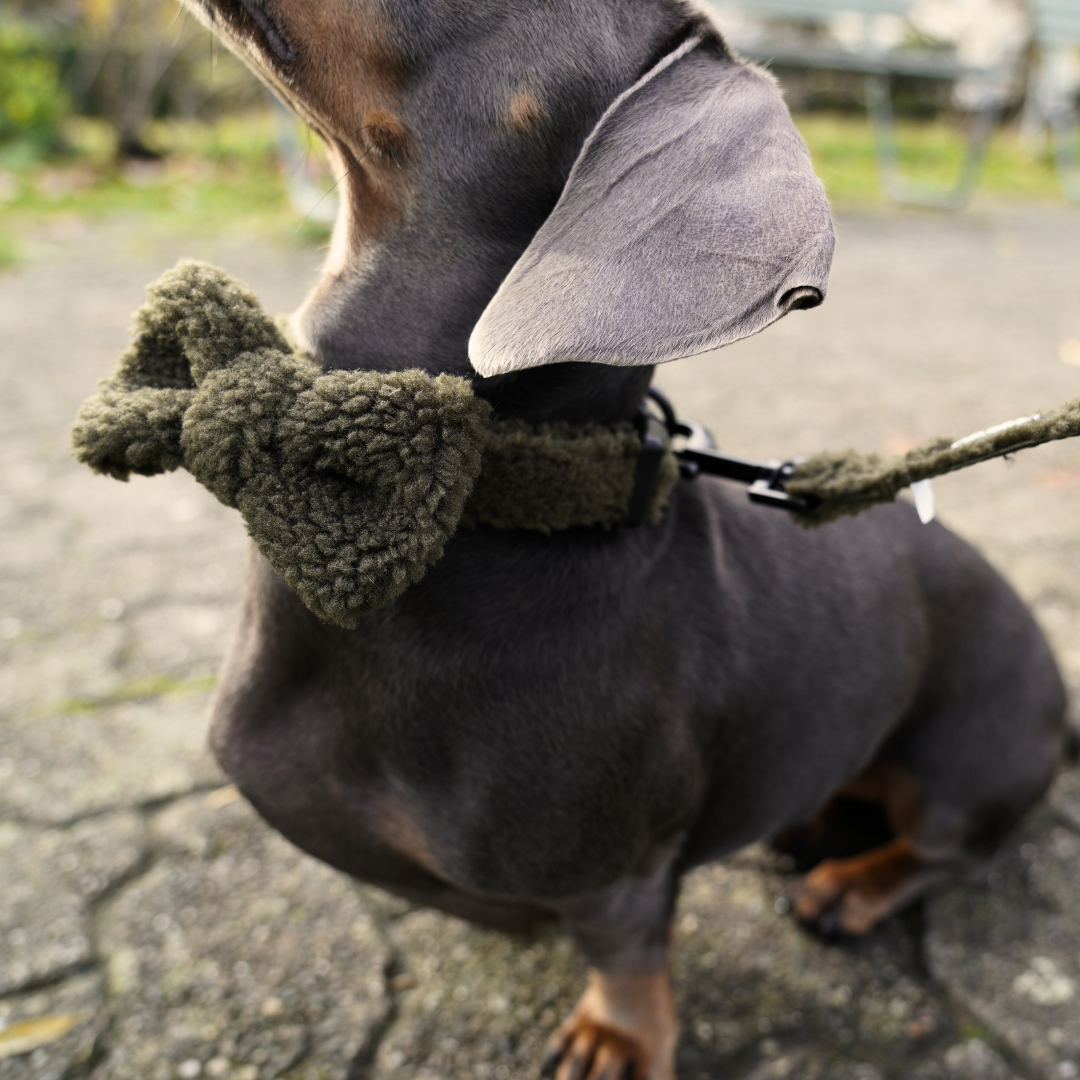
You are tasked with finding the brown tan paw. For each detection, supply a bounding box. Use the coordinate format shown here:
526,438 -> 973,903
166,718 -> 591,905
541,969 -> 677,1080
792,837 -> 931,936
541,1020 -> 644,1080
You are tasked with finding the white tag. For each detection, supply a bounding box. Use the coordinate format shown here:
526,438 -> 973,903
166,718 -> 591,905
911,479 -> 936,524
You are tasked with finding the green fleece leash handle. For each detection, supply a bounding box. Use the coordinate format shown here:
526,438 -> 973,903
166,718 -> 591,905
673,406 -> 1080,525
783,403 -> 1080,524
651,381 -> 1080,526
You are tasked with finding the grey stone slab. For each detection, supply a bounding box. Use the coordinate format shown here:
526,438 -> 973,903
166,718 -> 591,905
94,793 -> 390,1080
713,1037 -> 1020,1080
729,1041 -> 1024,1080
728,1049 -> 834,1080
0,470 -> 246,688
1049,766 -> 1080,832
934,1039 -> 1020,1080
12,470 -> 250,631
926,806 -> 1080,1080
0,972 -> 105,1080
0,625 -> 127,718
120,600 -> 238,684
366,848 -> 955,1080
733,1055 -> 890,1080
372,911 -> 583,1080
0,691 -> 224,824
0,813 -> 145,996
673,857 -> 955,1079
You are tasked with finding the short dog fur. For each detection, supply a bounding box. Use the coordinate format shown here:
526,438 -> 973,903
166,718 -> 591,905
179,2 -> 1068,1077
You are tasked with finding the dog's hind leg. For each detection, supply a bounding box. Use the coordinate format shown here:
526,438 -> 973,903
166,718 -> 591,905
788,760 -> 956,936
543,836 -> 684,1080
792,832 -> 959,937
792,585 -> 1068,938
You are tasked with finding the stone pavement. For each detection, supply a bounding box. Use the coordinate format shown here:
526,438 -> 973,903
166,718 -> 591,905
1,204 -> 1079,1080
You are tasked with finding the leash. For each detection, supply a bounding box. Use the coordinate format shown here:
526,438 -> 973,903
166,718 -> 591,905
645,388 -> 1080,525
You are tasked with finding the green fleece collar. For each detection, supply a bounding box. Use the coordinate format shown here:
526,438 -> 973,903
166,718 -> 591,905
71,261 -> 676,628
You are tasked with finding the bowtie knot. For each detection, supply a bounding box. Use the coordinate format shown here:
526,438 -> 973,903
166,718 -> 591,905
72,261 -> 490,627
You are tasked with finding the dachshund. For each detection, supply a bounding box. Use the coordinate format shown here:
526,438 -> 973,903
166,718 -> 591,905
178,1 -> 1067,1077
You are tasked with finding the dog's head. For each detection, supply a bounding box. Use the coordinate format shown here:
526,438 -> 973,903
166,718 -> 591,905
183,0 -> 832,386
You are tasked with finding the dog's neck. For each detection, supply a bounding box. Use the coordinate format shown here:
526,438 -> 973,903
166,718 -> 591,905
291,1 -> 701,425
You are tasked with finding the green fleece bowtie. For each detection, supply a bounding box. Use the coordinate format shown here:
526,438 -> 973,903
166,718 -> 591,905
71,261 -> 675,628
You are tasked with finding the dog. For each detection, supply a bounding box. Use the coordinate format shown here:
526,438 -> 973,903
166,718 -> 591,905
179,2 -> 1067,1077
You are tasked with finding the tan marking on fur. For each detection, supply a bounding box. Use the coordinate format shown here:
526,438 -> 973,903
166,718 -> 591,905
304,3 -> 412,248
780,760 -> 931,935
793,837 -> 925,935
184,0 -> 412,252
548,969 -> 678,1080
363,109 -> 409,159
507,89 -> 546,133
774,758 -> 926,859
366,794 -> 444,878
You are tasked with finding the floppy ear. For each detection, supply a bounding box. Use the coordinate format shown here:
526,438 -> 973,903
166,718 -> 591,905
468,34 -> 835,377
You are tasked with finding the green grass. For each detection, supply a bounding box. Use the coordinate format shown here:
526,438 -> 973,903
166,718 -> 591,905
0,109 -> 1071,268
793,112 -> 1068,204
0,227 -> 17,268
0,110 -> 332,265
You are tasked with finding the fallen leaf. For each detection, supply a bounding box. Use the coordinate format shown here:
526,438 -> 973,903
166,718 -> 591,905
1034,470 -> 1080,492
885,432 -> 918,455
1059,339 -> 1080,367
205,784 -> 241,809
0,1013 -> 88,1059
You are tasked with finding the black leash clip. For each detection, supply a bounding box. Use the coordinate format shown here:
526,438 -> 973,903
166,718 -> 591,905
640,388 -> 815,516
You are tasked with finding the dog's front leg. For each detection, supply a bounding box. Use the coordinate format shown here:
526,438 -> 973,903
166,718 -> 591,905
544,838 -> 683,1080
542,968 -> 679,1080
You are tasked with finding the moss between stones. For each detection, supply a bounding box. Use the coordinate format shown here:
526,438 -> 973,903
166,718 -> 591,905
71,261 -> 676,628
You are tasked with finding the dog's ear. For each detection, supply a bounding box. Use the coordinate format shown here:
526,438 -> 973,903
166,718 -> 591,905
468,35 -> 834,377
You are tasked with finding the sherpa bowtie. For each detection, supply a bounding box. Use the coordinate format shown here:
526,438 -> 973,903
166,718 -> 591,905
71,262 -> 677,628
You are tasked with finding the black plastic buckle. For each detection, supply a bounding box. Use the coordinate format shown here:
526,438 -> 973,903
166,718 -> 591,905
748,462 -> 810,512
624,409 -> 669,526
646,388 -> 815,516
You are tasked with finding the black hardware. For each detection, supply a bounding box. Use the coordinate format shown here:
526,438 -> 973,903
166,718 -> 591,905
625,410 -> 670,526
642,388 -> 815,515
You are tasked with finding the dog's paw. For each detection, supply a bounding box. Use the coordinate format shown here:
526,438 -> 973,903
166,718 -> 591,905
540,969 -> 677,1080
791,837 -> 936,937
541,1020 -> 644,1080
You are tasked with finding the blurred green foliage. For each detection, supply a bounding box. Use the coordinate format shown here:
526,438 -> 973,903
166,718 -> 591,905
0,16 -> 70,151
0,0 -> 261,159
796,113 -> 1066,203
0,110 -> 334,267
0,0 -> 284,264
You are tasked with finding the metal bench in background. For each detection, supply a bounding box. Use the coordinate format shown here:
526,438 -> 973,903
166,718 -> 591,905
704,0 -> 1032,207
1026,0 -> 1080,200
